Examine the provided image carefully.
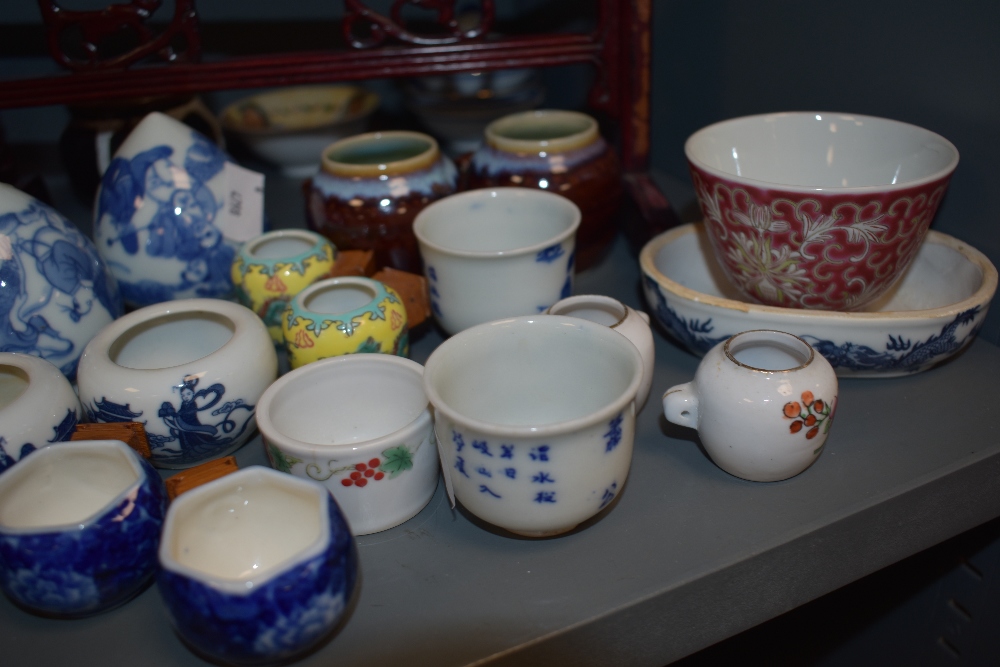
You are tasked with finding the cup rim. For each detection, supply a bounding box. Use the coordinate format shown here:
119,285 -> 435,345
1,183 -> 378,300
545,294 -> 629,329
0,440 -> 145,535
423,315 -> 643,438
320,130 -> 440,178
158,466 -> 333,593
240,229 -> 333,265
684,111 -> 960,194
723,329 -> 815,373
412,187 -> 582,259
484,109 -> 598,154
256,355 -> 430,456
289,275 -> 388,315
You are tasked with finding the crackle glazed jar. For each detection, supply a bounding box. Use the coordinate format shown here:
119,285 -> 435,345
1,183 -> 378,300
0,183 -> 122,381
305,130 -> 458,273
467,109 -> 622,270
282,276 -> 409,370
232,229 -> 337,343
663,330 -> 838,482
94,112 -> 262,308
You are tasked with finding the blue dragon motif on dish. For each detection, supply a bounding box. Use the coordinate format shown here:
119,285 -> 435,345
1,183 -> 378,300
96,131 -> 235,306
643,275 -> 728,354
802,307 -> 983,373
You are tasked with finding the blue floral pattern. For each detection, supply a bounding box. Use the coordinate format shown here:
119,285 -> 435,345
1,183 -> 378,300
157,495 -> 356,665
86,376 -> 255,467
0,198 -> 122,380
0,456 -> 167,617
96,131 -> 235,306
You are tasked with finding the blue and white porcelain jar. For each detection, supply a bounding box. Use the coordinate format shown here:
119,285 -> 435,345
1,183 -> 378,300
0,183 -> 122,381
158,466 -> 357,665
0,353 -> 81,473
76,298 -> 278,468
0,439 -> 168,617
94,112 -> 253,308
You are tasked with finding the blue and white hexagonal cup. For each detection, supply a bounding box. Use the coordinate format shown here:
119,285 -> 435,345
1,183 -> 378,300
157,466 -> 357,666
0,439 -> 167,617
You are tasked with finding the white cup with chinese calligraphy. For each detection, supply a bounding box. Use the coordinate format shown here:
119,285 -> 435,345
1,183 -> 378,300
422,315 -> 644,537
255,355 -> 438,535
663,330 -> 838,482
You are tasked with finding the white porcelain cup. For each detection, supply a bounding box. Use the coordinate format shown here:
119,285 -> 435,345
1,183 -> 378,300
547,295 -> 655,411
663,330 -> 838,482
77,299 -> 278,469
413,187 -> 580,335
423,315 -> 643,537
256,355 -> 438,535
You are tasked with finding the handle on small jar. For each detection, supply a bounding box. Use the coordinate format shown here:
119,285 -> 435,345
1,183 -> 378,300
662,382 -> 698,428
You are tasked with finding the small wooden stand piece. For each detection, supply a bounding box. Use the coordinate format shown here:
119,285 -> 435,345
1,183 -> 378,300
372,267 -> 432,329
164,456 -> 240,501
71,422 -> 151,459
328,249 -> 377,278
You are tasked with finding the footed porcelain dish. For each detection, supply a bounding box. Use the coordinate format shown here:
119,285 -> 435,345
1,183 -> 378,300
640,223 -> 998,378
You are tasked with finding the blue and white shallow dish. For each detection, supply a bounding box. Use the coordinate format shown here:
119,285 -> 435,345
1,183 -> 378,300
0,353 -> 80,473
0,439 -> 167,617
94,111 -> 243,308
0,183 -> 122,381
157,466 -> 357,666
640,223 -> 998,378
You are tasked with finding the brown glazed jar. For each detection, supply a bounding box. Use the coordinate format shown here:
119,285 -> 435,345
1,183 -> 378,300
466,110 -> 622,270
305,131 -> 458,273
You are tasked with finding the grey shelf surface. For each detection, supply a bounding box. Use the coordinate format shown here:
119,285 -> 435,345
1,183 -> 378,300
2,169 -> 1000,667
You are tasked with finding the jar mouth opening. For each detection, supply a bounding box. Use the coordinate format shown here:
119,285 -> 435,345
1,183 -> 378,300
0,364 -> 30,411
724,330 -> 814,372
300,279 -> 378,315
327,135 -> 432,165
247,230 -> 320,260
109,311 -> 236,370
485,110 -> 597,153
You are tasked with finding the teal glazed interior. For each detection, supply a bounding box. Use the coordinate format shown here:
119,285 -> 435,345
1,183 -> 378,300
327,136 -> 432,165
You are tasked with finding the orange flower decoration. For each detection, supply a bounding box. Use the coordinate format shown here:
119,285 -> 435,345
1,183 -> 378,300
813,399 -> 824,412
783,402 -> 801,418
265,274 -> 287,292
390,310 -> 403,331
801,391 -> 814,407
806,427 -> 819,439
294,329 -> 314,348
789,421 -> 803,434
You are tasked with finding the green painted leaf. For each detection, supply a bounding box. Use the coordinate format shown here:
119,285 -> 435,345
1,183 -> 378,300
355,336 -> 381,354
268,442 -> 300,473
379,445 -> 413,478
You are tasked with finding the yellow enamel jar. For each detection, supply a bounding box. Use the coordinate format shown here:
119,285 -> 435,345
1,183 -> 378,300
282,276 -> 409,369
232,230 -> 337,343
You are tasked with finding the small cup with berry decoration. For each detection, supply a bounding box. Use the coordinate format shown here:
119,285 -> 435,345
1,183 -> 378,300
663,329 -> 838,482
256,354 -> 438,535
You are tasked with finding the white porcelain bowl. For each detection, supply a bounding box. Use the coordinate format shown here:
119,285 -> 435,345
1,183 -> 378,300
77,299 -> 277,467
257,355 -> 438,535
423,315 -> 643,537
0,353 -> 81,473
221,85 -> 379,176
640,223 -> 997,377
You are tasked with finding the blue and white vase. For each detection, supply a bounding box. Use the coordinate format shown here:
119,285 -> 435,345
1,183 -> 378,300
0,183 -> 122,381
94,112 -> 248,308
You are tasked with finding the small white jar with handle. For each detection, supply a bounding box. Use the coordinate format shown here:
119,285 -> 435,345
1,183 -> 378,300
663,330 -> 838,482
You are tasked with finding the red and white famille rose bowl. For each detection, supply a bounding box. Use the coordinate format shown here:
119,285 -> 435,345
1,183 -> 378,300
685,112 -> 959,311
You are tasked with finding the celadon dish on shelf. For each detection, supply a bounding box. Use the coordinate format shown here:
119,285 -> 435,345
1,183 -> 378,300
640,223 -> 997,378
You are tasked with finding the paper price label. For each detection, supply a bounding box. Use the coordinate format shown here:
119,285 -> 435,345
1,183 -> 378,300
215,161 -> 265,243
